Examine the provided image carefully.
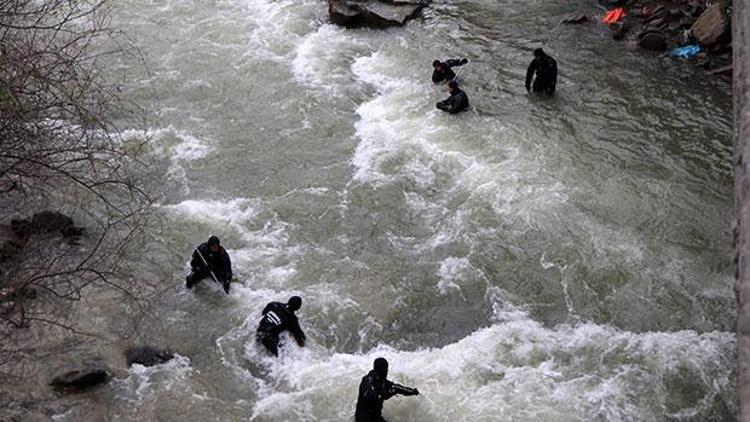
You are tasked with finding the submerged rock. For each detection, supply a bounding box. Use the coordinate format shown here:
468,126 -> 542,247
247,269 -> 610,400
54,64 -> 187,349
329,0 -> 431,28
50,363 -> 110,393
638,31 -> 668,51
562,14 -> 588,25
31,211 -> 74,234
125,346 -> 174,367
0,224 -> 27,264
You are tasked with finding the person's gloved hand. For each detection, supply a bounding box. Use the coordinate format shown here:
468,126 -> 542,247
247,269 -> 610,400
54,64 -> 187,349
525,84 -> 531,93
461,58 -> 468,64
408,388 -> 420,396
222,280 -> 230,294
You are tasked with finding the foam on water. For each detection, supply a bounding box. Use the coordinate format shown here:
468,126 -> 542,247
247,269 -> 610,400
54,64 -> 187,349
161,198 -> 298,288
236,300 -> 735,421
99,0 -> 738,420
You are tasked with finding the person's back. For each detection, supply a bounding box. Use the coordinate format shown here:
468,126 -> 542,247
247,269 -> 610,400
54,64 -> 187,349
355,358 -> 419,422
436,81 -> 469,114
355,370 -> 389,422
431,58 -> 468,84
449,88 -> 469,113
525,48 -> 557,95
186,235 -> 232,293
256,296 -> 306,356
258,301 -> 294,336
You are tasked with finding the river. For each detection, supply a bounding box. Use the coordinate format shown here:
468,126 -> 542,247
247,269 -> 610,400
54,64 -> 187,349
57,0 -> 738,420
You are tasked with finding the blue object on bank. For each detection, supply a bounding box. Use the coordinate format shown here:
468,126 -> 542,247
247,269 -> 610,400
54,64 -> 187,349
671,44 -> 701,58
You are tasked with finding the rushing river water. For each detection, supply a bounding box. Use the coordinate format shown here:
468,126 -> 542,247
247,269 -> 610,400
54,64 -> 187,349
50,0 -> 738,420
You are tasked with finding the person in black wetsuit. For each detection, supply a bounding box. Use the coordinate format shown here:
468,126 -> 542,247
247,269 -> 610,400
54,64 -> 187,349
436,81 -> 469,114
432,58 -> 468,84
355,358 -> 419,422
186,235 -> 232,294
525,48 -> 557,95
256,296 -> 306,356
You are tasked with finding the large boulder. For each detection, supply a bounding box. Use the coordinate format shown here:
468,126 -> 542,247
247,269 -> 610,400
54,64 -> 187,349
691,3 -> 728,47
31,211 -> 74,234
50,363 -> 110,393
329,0 -> 431,28
125,346 -> 175,367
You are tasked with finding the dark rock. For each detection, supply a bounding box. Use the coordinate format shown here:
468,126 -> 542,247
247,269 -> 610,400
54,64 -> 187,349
644,5 -> 666,19
562,14 -> 588,25
125,346 -> 175,367
329,0 -> 431,28
0,224 -> 28,265
691,3 -> 728,47
638,31 -> 668,51
50,364 -> 110,393
611,20 -> 632,40
31,211 -> 74,233
10,219 -> 33,238
599,0 -> 628,6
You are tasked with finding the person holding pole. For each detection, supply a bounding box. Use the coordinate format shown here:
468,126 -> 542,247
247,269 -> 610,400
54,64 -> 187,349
186,235 -> 232,294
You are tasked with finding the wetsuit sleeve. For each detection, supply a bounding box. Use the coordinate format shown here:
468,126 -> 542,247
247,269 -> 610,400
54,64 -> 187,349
288,316 -> 306,346
444,59 -> 466,68
222,251 -> 232,281
525,59 -> 538,90
390,382 -> 419,396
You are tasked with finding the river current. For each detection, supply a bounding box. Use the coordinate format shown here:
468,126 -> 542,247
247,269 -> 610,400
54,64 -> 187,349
57,0 -> 738,420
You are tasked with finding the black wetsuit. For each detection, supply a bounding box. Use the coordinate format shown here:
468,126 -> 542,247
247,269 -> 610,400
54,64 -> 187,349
432,59 -> 467,84
187,242 -> 232,289
256,302 -> 306,356
355,370 -> 418,422
436,88 -> 469,114
525,53 -> 558,95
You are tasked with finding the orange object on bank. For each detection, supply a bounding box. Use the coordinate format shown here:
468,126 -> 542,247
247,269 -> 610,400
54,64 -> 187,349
602,8 -> 625,24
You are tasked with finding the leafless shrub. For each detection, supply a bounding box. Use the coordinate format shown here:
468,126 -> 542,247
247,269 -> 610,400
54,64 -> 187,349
0,0 -> 155,338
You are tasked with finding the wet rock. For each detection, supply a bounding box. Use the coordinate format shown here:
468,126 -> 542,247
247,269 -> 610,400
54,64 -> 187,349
691,3 -> 728,47
28,211 -> 84,239
638,31 -> 668,51
611,20 -> 632,40
125,346 -> 175,367
0,224 -> 26,264
31,211 -> 74,234
10,219 -> 33,238
329,0 -> 431,28
562,14 -> 588,25
50,363 -> 110,393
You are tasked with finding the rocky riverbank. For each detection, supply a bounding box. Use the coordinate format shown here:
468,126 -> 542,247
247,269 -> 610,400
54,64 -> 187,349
618,0 -> 731,74
568,0 -> 732,76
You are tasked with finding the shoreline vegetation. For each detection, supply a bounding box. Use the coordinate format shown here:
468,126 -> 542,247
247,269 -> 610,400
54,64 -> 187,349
0,1 -> 154,419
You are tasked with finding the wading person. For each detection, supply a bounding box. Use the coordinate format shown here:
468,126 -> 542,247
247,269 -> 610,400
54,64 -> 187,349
355,357 -> 420,422
432,58 -> 469,84
186,235 -> 232,294
436,80 -> 469,114
525,48 -> 557,95
256,296 -> 306,356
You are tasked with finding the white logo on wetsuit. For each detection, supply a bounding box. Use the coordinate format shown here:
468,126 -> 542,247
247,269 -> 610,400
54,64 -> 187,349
266,311 -> 282,326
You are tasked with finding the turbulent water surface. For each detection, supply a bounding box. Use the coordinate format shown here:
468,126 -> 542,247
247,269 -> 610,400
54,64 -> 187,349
58,0 -> 737,420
